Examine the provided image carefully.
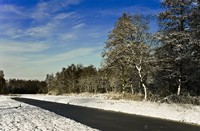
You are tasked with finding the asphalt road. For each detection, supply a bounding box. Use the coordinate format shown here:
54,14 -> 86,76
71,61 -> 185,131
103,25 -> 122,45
13,98 -> 200,131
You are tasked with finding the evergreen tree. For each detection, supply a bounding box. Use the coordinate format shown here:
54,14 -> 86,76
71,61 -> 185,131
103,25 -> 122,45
156,0 -> 196,95
189,0 -> 200,95
0,70 -> 6,94
190,0 -> 200,62
103,13 -> 136,93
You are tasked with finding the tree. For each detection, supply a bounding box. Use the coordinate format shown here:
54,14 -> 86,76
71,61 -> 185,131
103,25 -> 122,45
46,74 -> 55,93
79,65 -> 97,93
188,0 -> 200,95
125,15 -> 151,101
156,0 -> 196,96
0,70 -> 6,94
190,0 -> 200,38
103,13 -> 151,100
190,0 -> 200,62
46,64 -> 99,94
103,13 -> 136,93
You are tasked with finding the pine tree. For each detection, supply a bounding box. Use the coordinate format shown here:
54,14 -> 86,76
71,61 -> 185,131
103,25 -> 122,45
190,0 -> 200,61
189,0 -> 200,95
102,13 -> 136,93
0,70 -> 6,94
190,0 -> 200,38
156,0 -> 196,95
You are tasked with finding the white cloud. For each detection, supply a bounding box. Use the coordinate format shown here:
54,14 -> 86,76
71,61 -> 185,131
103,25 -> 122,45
25,22 -> 58,38
59,33 -> 76,41
31,0 -> 81,20
54,12 -> 75,20
1,40 -> 49,53
0,4 -> 24,15
0,23 -> 21,37
31,2 -> 51,20
32,48 -> 96,64
73,23 -> 85,29
0,0 -> 82,20
0,4 -> 34,20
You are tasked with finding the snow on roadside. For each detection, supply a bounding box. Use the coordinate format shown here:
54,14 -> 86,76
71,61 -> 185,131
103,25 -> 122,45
0,95 -> 98,131
19,94 -> 200,126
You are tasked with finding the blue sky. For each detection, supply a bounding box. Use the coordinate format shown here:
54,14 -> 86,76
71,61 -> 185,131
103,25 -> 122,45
0,0 -> 162,80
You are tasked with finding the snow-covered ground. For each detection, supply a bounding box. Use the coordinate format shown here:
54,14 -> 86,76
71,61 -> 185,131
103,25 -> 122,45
0,95 -> 98,131
19,94 -> 200,126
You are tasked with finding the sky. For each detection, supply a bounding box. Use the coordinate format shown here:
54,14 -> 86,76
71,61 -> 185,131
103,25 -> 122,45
0,0 -> 162,80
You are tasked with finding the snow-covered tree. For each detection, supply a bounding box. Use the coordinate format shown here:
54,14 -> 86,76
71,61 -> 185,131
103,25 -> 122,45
190,0 -> 200,61
102,13 -> 136,93
156,0 -> 196,95
103,13 -> 151,100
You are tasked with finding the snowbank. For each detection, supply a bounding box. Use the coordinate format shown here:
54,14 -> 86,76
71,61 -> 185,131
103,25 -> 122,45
19,94 -> 200,126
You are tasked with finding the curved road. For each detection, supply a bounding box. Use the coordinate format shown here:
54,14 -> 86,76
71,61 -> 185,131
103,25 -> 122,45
13,98 -> 200,131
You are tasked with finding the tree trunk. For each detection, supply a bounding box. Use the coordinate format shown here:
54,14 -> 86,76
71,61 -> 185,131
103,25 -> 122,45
122,83 -> 125,98
142,83 -> 147,101
136,64 -> 147,101
72,82 -> 74,92
105,84 -> 108,93
131,83 -> 134,95
105,79 -> 108,93
177,78 -> 181,95
177,62 -> 182,95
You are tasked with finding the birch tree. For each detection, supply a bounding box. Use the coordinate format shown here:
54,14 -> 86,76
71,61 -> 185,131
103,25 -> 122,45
126,15 -> 151,101
103,13 -> 151,100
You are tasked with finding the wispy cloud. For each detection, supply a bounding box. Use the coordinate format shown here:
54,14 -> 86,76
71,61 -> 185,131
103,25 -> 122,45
31,0 -> 81,20
0,5 -> 29,20
54,12 -> 75,20
0,4 -> 22,14
0,3 -> 82,40
73,23 -> 85,29
25,23 -> 57,38
1,39 -> 49,53
32,48 -> 97,64
0,1 -> 81,20
59,33 -> 76,41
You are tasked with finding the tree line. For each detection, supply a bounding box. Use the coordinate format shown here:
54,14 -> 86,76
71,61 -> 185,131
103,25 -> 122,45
0,70 -> 47,94
46,0 -> 200,101
0,0 -> 199,102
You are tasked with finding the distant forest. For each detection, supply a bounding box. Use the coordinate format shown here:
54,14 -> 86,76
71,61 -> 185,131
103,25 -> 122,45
0,0 -> 199,103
